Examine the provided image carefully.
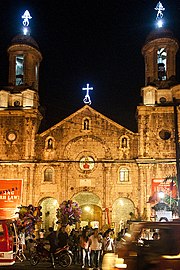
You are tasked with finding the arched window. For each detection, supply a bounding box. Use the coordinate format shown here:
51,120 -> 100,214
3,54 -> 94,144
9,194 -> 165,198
157,48 -> 167,81
119,167 -> 129,182
82,117 -> 91,130
44,168 -> 53,182
16,55 -> 24,85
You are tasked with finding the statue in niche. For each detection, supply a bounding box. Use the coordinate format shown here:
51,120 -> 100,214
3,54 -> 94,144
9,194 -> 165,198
47,138 -> 53,149
122,137 -> 127,148
84,119 -> 90,130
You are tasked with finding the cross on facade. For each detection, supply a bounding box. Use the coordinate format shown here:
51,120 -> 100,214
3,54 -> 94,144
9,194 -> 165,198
82,83 -> 93,105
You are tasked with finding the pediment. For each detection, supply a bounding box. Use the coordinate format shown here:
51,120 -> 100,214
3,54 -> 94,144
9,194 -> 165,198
39,105 -> 136,137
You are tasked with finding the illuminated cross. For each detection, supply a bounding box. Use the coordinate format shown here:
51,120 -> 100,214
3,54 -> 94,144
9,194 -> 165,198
82,83 -> 93,105
155,1 -> 165,19
22,10 -> 32,26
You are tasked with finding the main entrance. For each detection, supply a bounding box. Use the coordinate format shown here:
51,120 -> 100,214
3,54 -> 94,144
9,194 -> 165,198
72,192 -> 102,229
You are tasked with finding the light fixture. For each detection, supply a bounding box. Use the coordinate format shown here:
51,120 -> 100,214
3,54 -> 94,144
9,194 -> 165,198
157,19 -> 163,28
84,206 -> 91,212
158,191 -> 165,199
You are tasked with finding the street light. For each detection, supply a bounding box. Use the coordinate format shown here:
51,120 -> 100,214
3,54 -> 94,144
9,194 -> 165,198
173,98 -> 180,215
158,191 -> 165,200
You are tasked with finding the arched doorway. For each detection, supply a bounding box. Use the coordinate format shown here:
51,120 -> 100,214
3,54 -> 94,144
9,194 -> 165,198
81,204 -> 102,228
112,197 -> 135,234
72,192 -> 102,229
40,197 -> 59,232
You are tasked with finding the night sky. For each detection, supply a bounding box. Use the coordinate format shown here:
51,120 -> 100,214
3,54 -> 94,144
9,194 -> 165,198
0,1 -> 180,132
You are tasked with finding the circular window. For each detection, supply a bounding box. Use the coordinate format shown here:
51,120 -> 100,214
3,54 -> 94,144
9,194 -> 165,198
14,100 -> 20,107
7,131 -> 17,142
159,97 -> 167,104
159,129 -> 171,140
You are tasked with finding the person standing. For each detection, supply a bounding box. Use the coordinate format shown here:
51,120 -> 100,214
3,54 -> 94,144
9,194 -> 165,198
58,226 -> 69,248
80,228 -> 91,268
69,229 -> 80,264
39,229 -> 45,243
46,227 -> 58,269
102,230 -> 114,255
89,228 -> 103,270
26,234 -> 36,258
18,228 -> 26,256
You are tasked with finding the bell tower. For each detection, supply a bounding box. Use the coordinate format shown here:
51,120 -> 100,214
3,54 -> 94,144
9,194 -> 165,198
7,34 -> 42,91
142,1 -> 179,86
0,10 -> 43,160
142,28 -> 179,86
137,2 -> 180,159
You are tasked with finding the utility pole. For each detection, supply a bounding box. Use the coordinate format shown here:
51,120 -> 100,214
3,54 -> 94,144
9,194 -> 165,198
173,98 -> 180,215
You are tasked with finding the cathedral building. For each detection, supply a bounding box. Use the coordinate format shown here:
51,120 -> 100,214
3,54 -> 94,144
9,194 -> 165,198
0,9 -> 179,233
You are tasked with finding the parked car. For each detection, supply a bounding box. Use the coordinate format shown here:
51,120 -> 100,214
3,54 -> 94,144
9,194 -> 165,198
0,219 -> 17,266
116,221 -> 180,270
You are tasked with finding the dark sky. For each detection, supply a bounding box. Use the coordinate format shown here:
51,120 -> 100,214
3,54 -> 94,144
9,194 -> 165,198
0,1 -> 180,132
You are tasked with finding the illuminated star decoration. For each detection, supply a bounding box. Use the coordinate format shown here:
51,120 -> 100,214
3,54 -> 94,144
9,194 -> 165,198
22,10 -> 32,35
82,83 -> 93,105
154,1 -> 165,28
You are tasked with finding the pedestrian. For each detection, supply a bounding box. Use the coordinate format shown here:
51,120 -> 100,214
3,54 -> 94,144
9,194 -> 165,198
80,228 -> 91,268
102,230 -> 114,255
58,225 -> 69,248
89,228 -> 103,270
26,234 -> 36,257
46,227 -> 58,269
152,232 -> 159,240
115,230 -> 124,254
39,229 -> 45,242
69,229 -> 80,264
17,228 -> 26,261
18,228 -> 26,253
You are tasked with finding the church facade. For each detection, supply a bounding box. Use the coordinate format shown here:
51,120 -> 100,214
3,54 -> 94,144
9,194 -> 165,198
0,22 -> 179,232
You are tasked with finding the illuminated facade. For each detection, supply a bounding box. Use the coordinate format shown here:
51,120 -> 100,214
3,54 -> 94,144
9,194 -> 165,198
0,16 -> 180,232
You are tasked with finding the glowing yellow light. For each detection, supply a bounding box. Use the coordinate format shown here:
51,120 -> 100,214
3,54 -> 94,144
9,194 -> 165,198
114,264 -> 127,269
124,233 -> 131,238
119,199 -> 124,206
53,200 -> 58,206
162,253 -> 180,259
84,206 -> 91,212
115,257 -> 127,268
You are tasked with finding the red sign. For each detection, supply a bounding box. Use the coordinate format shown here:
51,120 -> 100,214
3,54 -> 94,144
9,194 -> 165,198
0,180 -> 23,219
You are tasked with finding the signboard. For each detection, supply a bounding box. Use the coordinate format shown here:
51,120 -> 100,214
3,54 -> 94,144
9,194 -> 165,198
0,179 -> 23,219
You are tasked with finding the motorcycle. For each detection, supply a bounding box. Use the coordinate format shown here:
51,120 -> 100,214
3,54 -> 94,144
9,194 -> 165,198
30,241 -> 73,267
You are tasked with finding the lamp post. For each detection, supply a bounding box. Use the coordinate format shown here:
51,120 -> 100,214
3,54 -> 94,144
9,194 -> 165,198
173,98 -> 180,215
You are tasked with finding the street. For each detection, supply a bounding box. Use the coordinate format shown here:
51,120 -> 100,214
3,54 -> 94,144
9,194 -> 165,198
0,261 -> 83,269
